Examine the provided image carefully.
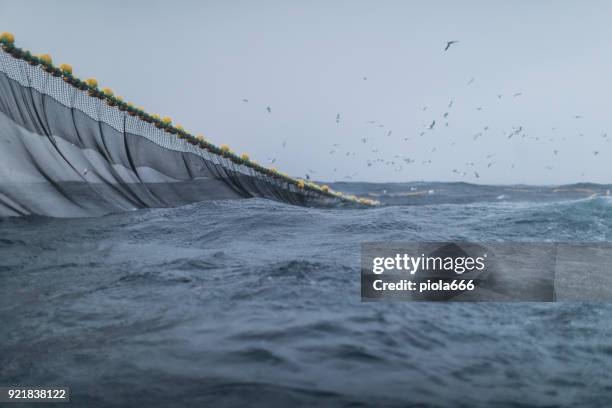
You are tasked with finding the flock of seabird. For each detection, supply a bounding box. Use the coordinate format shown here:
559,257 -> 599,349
240,40 -> 603,181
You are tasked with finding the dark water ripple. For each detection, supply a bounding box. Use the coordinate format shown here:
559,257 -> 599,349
1,182 -> 612,407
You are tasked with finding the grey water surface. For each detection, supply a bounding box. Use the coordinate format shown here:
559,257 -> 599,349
2,182 -> 612,407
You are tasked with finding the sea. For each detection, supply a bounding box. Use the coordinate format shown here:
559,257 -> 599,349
1,182 -> 612,407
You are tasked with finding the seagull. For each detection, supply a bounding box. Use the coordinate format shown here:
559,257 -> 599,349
282,140 -> 286,148
363,76 -> 368,81
266,106 -> 271,113
428,120 -> 436,130
242,98 -> 249,103
513,92 -> 522,98
336,113 -> 340,124
574,115 -> 583,119
444,40 -> 459,51
466,77 -> 475,85
448,100 -> 454,108
474,171 -> 480,178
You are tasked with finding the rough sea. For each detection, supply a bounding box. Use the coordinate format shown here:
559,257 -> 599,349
2,182 -> 612,407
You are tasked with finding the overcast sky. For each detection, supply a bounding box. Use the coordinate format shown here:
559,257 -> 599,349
2,0 -> 612,184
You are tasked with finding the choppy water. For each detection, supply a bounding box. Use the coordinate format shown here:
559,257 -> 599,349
2,182 -> 612,407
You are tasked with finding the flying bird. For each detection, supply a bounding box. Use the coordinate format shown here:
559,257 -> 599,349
242,98 -> 249,103
429,120 -> 436,130
444,40 -> 459,51
336,113 -> 340,123
513,92 -> 522,98
266,106 -> 271,113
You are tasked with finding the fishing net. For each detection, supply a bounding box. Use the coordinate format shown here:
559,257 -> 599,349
0,42 -> 369,217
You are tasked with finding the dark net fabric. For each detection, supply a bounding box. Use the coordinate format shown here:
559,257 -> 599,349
0,49 -> 344,217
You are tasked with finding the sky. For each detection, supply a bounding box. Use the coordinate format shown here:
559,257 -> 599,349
1,0 -> 612,184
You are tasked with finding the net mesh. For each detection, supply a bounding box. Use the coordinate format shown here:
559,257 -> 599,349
0,46 -> 359,217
